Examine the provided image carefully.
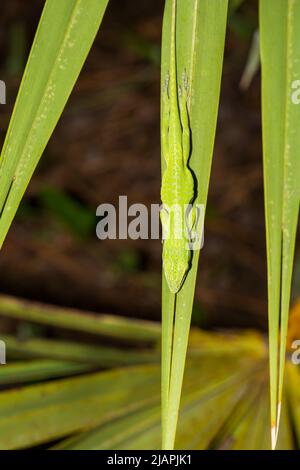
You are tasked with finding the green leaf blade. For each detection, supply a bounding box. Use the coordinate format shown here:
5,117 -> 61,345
259,0 -> 300,448
161,0 -> 228,449
0,0 -> 109,247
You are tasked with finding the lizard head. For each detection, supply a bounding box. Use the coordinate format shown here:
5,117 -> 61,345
162,238 -> 191,294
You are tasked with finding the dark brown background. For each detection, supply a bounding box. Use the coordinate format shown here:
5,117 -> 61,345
0,0 -> 299,331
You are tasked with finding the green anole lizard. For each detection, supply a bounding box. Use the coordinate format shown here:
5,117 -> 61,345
160,0 -> 197,294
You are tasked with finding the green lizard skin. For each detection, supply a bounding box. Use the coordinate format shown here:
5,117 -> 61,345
160,0 -> 196,294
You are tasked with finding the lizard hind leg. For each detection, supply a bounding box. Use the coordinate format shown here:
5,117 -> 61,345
187,205 -> 204,250
187,205 -> 199,246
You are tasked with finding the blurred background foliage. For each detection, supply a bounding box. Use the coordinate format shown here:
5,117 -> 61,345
0,0 -> 299,450
0,294 -> 299,450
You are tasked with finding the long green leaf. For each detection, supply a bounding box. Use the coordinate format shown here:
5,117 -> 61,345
0,0 -> 109,246
2,334 -> 157,367
0,360 -> 95,385
260,0 -> 300,448
0,294 -> 160,343
161,0 -> 228,449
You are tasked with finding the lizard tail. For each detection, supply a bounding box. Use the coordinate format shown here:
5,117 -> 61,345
170,0 -> 178,101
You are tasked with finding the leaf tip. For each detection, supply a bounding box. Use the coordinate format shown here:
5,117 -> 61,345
271,424 -> 277,450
